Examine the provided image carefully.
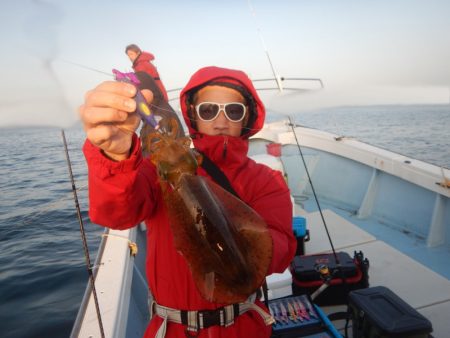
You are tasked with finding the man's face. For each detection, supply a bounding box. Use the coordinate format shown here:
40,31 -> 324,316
192,86 -> 248,137
126,50 -> 139,62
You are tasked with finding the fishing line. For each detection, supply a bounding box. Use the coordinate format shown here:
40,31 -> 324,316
330,110 -> 344,139
61,58 -> 278,135
287,115 -> 340,265
61,129 -> 105,338
62,59 -> 185,124
287,114 -> 351,318
58,58 -> 113,77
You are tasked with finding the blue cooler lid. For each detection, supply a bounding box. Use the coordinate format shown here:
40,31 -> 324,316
292,216 -> 306,237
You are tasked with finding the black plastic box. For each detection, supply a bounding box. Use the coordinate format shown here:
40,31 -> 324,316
348,286 -> 432,338
291,251 -> 369,305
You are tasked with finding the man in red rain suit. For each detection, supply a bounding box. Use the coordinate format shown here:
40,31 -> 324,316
80,66 -> 296,337
125,44 -> 169,101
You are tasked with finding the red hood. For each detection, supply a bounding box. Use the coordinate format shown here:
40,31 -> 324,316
180,66 -> 265,139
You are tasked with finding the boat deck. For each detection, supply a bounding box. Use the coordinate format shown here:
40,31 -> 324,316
267,206 -> 450,337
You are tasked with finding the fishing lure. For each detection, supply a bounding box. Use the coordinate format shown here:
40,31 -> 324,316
278,301 -> 289,324
305,297 -> 318,318
286,301 -> 298,322
269,303 -> 280,325
295,298 -> 310,321
291,298 -> 304,322
112,69 -> 159,128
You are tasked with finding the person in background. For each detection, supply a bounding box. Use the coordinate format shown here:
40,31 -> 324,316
125,43 -> 169,101
79,65 -> 296,337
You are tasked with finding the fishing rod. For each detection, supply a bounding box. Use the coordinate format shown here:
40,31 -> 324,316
61,129 -> 105,338
287,117 -> 340,264
245,0 -> 338,261
286,116 -> 354,305
246,0 -> 343,293
247,0 -> 283,92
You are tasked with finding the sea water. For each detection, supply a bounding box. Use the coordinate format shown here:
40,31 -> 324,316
0,127 -> 100,338
289,104 -> 450,168
0,104 -> 449,337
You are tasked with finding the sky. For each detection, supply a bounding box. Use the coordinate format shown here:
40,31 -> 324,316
0,0 -> 449,127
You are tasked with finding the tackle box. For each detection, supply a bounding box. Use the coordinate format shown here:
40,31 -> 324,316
291,251 -> 369,305
348,286 -> 433,338
269,294 -> 342,338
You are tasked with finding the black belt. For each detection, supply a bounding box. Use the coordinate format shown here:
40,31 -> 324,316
179,304 -> 240,329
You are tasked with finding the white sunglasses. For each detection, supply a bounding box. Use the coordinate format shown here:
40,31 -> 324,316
195,102 -> 247,122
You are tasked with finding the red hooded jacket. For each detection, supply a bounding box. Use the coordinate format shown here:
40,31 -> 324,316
83,66 -> 296,337
133,51 -> 169,101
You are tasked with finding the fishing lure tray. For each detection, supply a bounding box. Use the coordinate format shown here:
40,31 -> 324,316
348,286 -> 433,338
270,294 -> 342,338
290,251 -> 369,306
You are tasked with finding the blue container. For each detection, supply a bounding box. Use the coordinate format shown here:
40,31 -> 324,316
292,216 -> 306,237
292,216 -> 309,256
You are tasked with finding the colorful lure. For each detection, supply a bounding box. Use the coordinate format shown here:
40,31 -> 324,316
278,302 -> 289,324
112,69 -> 159,128
295,298 -> 310,321
269,303 -> 280,324
305,298 -> 318,318
292,299 -> 304,322
287,301 -> 298,322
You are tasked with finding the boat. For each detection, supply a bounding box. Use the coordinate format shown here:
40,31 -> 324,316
69,113 -> 450,337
